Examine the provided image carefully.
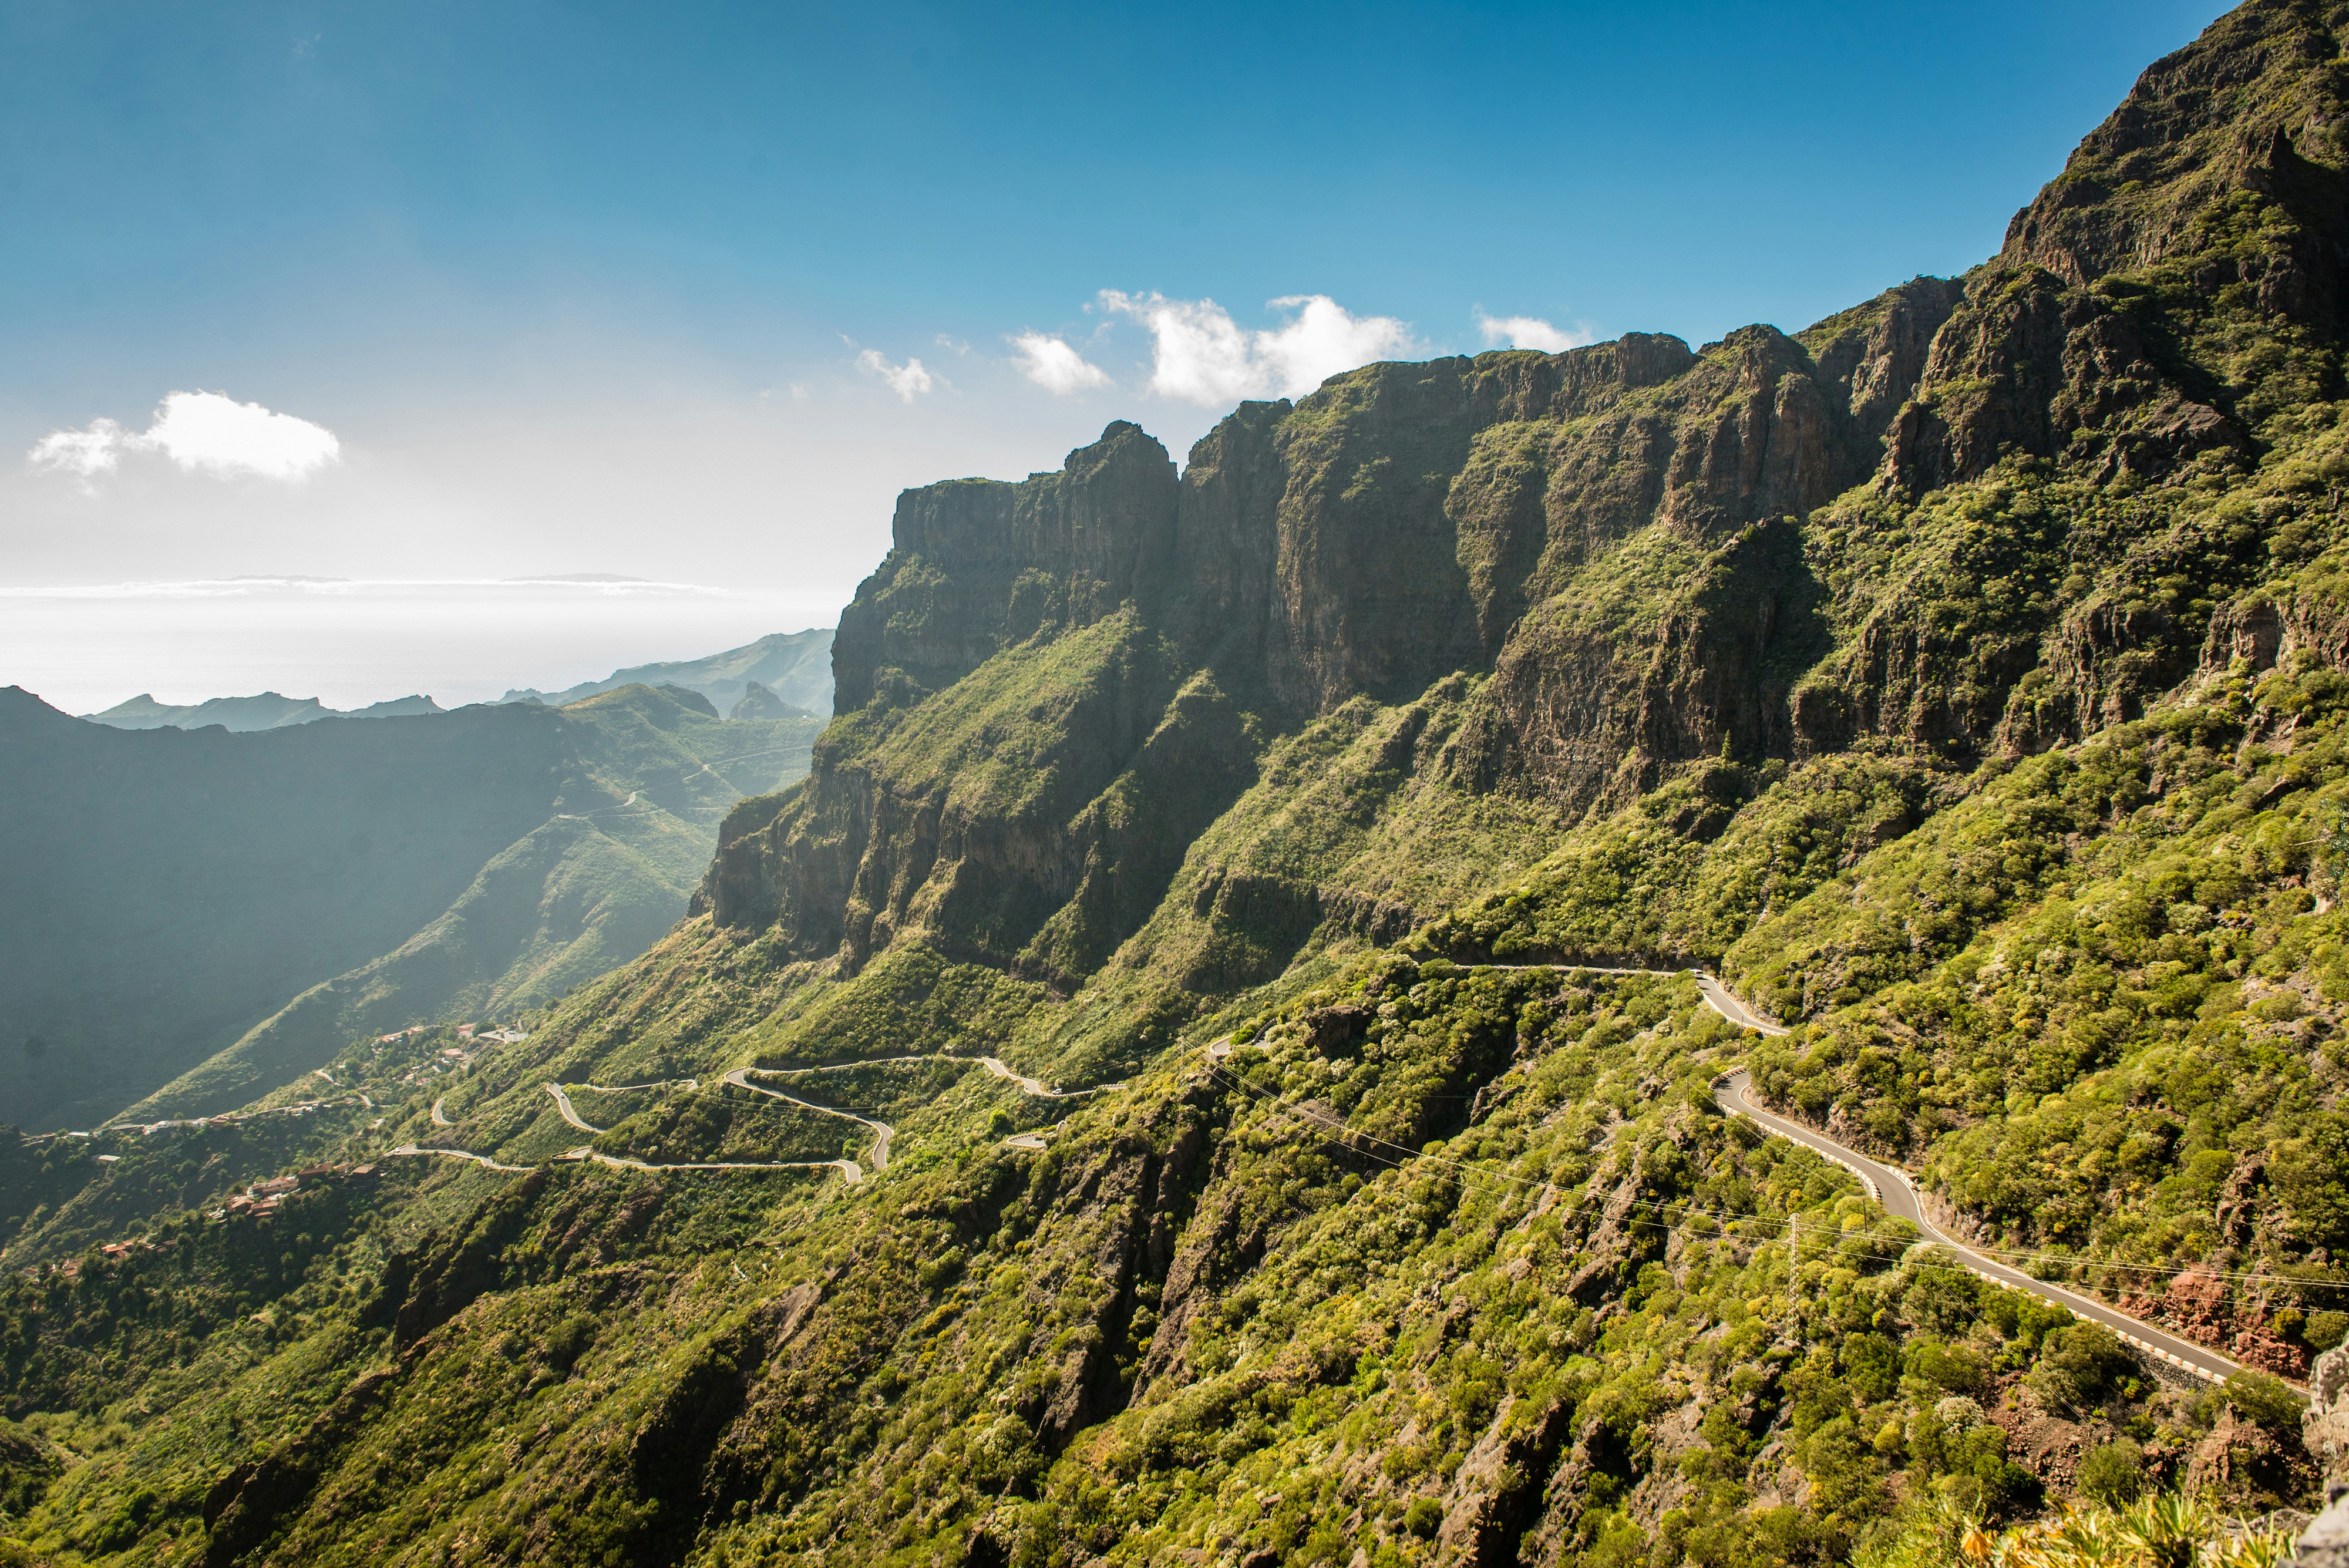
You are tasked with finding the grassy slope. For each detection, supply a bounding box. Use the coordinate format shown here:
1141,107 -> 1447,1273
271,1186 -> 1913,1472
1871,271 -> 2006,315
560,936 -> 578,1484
0,937 -> 2310,1567
111,689 -> 823,1125
8,645 -> 2344,1563
17,8 -> 2349,1560
0,695 -> 565,1134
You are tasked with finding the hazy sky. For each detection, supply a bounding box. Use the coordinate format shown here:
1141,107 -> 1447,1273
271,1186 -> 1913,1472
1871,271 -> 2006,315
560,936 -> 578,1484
1,0 -> 2231,711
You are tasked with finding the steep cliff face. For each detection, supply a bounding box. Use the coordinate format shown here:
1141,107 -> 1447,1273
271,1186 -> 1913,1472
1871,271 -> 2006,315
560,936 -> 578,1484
703,295 -> 1964,972
43,10 -> 2349,1566
705,0 -> 2349,997
1199,335 -> 1702,715
702,610 -> 1245,985
1439,318 -> 1938,810
829,421 -> 1179,712
1885,0 -> 2349,504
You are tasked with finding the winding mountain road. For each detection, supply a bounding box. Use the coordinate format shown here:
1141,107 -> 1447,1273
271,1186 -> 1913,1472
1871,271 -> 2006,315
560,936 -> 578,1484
1714,1069 -> 2240,1384
384,1052 -> 1104,1183
544,1082 -> 604,1134
556,790 -> 640,821
972,1054 -> 1115,1098
1488,963 -> 1790,1038
1692,976 -> 1788,1037
389,1143 -> 531,1173
556,1145 -> 860,1182
732,1052 -> 1112,1153
752,1053 -> 1110,1098
722,1068 -> 894,1171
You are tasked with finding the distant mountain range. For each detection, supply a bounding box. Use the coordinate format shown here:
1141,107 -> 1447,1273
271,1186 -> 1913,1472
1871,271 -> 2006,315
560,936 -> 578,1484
0,682 -> 823,1130
85,691 -> 445,731
496,626 -> 834,716
77,627 -> 834,733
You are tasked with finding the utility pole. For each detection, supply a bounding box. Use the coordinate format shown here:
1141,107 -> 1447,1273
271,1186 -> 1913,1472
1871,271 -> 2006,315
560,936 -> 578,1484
1787,1215 -> 1799,1309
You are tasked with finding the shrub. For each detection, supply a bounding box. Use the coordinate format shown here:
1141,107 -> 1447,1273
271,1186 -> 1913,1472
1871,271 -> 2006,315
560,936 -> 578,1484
546,1313 -> 596,1373
2075,1438 -> 2145,1506
1906,1337 -> 1987,1395
1842,1331 -> 1900,1402
2031,1322 -> 2132,1412
2222,1370 -> 2303,1435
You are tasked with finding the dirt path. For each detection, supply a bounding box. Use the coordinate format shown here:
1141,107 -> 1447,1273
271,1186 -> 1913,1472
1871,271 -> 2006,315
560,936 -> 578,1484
1714,1069 -> 2240,1384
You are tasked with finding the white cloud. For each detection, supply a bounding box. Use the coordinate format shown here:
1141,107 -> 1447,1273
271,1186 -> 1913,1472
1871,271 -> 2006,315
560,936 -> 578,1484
28,422 -> 129,477
1473,310 -> 1596,354
856,349 -> 936,402
1098,291 -> 1416,405
1098,292 -> 1255,403
147,391 -> 341,477
27,391 -> 340,482
1009,332 -> 1112,395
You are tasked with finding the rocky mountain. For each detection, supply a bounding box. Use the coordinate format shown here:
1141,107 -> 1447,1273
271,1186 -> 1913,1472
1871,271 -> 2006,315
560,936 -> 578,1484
725,679 -> 813,721
11,4 -> 2349,1564
497,626 -> 836,716
0,684 -> 823,1132
83,628 -> 835,736
82,691 -> 445,731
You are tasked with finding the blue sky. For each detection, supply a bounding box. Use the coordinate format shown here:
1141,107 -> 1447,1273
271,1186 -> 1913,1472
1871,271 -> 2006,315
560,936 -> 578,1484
0,0 -> 2232,708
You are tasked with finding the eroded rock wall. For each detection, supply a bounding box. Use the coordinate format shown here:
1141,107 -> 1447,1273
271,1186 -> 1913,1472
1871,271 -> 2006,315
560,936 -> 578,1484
702,294 -> 1961,970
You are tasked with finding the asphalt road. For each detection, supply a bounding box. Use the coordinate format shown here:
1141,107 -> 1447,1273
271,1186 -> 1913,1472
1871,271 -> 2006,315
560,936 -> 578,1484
723,1068 -> 894,1172
1693,977 -> 1788,1037
557,1145 -> 860,1182
1714,1069 -> 2241,1385
389,1143 -> 531,1173
1488,963 -> 1791,1038
401,1054 -> 1103,1181
544,1082 -> 604,1134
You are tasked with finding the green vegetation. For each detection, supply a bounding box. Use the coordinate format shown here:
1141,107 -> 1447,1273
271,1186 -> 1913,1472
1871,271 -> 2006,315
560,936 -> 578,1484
1,681 -> 821,1130
21,5 -> 2349,1562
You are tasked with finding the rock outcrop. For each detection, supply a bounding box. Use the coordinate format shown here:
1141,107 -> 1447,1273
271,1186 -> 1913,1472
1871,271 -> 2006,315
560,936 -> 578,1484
699,0 -> 2349,996
699,295 -> 1968,970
